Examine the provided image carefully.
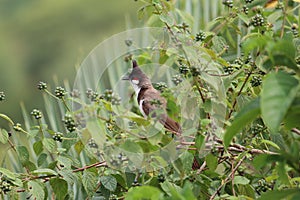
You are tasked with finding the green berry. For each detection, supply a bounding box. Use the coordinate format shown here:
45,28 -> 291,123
37,81 -> 47,90
111,96 -> 121,105
63,114 -> 76,132
53,132 -> 63,142
0,92 -> 5,101
31,109 -> 42,119
55,86 -> 66,99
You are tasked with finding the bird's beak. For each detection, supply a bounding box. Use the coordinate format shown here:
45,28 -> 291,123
122,74 -> 129,80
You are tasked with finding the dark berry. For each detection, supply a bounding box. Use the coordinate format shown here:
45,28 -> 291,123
157,173 -> 165,182
291,24 -> 299,38
37,81 -> 47,90
0,92 -> 5,101
190,66 -> 201,77
223,66 -> 234,74
275,2 -> 284,9
245,0 -> 254,3
55,86 -> 66,99
13,123 -> 22,132
31,109 -> 42,119
125,39 -> 133,47
53,132 -> 63,142
179,65 -> 189,75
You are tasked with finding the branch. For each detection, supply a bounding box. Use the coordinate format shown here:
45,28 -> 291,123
72,161 -> 107,172
292,128 -> 300,136
209,156 -> 246,200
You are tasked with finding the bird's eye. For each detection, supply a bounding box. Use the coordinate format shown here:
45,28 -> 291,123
131,78 -> 139,85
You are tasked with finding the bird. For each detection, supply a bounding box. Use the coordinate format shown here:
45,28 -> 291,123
122,60 -> 200,169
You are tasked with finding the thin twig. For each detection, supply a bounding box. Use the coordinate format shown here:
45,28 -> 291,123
72,161 -> 107,172
292,128 -> 300,136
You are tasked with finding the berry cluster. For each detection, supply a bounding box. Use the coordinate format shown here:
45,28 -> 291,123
128,121 -> 137,129
0,92 -> 5,101
251,14 -> 264,27
190,66 -> 201,77
275,2 -> 284,9
242,5 -> 249,14
222,0 -> 233,8
250,76 -> 262,87
88,138 -> 98,149
63,114 -> 76,132
55,86 -> 66,99
70,89 -> 80,98
195,31 -> 206,42
101,89 -> 121,105
172,74 -> 183,85
296,56 -> 300,65
0,175 -> 14,194
179,65 -> 189,75
256,179 -> 273,193
31,109 -> 42,119
291,24 -> 299,38
13,123 -> 22,132
250,123 -> 266,135
245,0 -> 254,3
109,154 -> 124,167
154,82 -> 168,92
223,66 -> 234,74
86,89 -> 99,102
157,173 -> 165,183
37,81 -> 47,90
53,132 -> 63,142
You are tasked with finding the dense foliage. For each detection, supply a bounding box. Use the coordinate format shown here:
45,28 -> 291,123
0,0 -> 300,199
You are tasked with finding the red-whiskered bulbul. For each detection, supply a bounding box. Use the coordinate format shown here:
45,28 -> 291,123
122,60 -> 200,169
122,60 -> 182,135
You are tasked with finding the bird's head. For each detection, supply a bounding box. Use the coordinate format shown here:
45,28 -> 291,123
122,60 -> 152,94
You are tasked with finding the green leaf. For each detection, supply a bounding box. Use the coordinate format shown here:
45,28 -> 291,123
28,181 -> 45,200
74,140 -> 84,155
82,170 -> 98,197
42,138 -> 56,153
241,33 -> 269,55
205,153 -> 218,172
0,168 -> 16,180
181,182 -> 197,200
258,189 -> 300,200
100,175 -> 117,192
125,186 -> 163,200
37,153 -> 47,167
50,178 -> 68,200
17,146 -> 29,165
159,14 -> 174,25
234,176 -> 250,185
0,129 -> 9,144
224,98 -> 261,148
180,151 -> 193,173
261,72 -> 299,133
32,168 -> 58,176
33,141 -> 43,155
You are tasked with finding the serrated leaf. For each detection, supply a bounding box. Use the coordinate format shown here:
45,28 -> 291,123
82,170 -> 98,197
261,72 -> 299,133
125,186 -> 163,200
100,175 -> 117,192
17,146 -> 29,165
33,141 -> 43,155
224,98 -> 261,148
42,138 -> 56,153
57,155 -> 72,169
32,168 -> 57,176
28,181 -> 45,200
0,129 -> 9,144
50,178 -> 68,200
37,153 -> 47,167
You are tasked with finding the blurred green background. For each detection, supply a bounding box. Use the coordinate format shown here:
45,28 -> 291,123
0,0 -> 141,124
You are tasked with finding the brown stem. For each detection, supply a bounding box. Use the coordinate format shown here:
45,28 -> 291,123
72,161 -> 107,172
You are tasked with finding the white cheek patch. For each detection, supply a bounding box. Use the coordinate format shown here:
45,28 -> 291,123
131,79 -> 139,85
